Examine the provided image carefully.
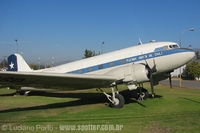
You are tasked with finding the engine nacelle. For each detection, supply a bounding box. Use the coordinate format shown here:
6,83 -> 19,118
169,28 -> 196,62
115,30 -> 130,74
105,63 -> 150,85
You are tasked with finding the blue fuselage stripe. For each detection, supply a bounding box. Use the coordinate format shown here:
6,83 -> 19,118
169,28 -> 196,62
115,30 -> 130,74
67,49 -> 190,74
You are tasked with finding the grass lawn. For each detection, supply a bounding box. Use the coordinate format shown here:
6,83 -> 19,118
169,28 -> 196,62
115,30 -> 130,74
0,83 -> 200,133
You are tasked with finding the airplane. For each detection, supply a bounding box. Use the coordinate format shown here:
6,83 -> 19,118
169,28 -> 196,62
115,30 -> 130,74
0,41 -> 195,108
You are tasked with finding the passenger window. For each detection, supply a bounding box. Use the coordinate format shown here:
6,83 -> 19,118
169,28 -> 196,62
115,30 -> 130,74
98,64 -> 103,69
78,70 -> 83,74
109,62 -> 114,67
121,59 -> 126,64
88,67 -> 93,72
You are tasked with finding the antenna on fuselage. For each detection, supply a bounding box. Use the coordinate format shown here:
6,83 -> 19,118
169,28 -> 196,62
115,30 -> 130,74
138,38 -> 143,45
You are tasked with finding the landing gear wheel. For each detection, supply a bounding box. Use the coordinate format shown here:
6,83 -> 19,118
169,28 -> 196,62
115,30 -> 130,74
14,90 -> 21,96
109,94 -> 125,108
137,88 -> 149,100
24,91 -> 31,96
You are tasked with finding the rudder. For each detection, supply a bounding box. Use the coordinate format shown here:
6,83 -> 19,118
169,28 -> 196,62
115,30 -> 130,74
7,54 -> 32,72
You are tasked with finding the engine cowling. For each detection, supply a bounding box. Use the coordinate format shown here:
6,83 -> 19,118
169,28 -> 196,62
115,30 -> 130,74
105,63 -> 150,84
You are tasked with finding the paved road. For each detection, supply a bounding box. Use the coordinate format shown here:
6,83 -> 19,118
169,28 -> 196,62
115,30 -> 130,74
160,79 -> 200,89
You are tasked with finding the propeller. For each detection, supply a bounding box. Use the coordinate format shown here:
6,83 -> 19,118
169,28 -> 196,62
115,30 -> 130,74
168,73 -> 172,90
145,59 -> 157,97
141,52 -> 157,97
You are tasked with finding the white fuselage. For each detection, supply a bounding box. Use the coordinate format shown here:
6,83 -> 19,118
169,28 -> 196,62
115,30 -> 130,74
41,42 -> 194,76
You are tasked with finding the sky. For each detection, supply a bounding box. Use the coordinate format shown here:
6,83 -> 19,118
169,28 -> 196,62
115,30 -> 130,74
0,0 -> 200,65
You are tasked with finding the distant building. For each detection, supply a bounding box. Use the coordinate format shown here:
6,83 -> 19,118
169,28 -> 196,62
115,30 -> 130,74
0,67 -> 7,71
171,65 -> 186,77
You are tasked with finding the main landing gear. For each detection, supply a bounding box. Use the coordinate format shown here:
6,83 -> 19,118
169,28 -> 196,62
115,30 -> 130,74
98,85 -> 150,108
14,90 -> 31,96
97,86 -> 125,108
136,87 -> 149,101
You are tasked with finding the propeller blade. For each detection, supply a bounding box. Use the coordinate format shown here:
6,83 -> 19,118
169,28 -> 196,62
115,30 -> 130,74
152,59 -> 157,72
141,54 -> 157,97
150,73 -> 155,97
169,74 -> 172,89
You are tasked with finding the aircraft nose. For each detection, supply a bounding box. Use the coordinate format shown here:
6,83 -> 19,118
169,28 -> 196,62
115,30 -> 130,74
184,49 -> 195,61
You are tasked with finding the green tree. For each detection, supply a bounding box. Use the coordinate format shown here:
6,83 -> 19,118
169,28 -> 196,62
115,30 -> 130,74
184,61 -> 200,79
82,49 -> 100,59
195,50 -> 200,60
0,58 -> 7,69
29,63 -> 38,70
29,64 -> 51,70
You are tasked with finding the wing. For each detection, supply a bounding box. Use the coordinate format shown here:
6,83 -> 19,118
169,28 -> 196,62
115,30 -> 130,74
0,71 -> 117,90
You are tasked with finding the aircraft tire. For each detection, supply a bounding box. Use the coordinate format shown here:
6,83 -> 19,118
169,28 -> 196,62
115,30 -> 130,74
109,94 -> 125,108
137,88 -> 149,100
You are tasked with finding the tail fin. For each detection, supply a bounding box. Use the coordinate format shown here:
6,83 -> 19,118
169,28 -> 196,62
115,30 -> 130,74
7,54 -> 32,72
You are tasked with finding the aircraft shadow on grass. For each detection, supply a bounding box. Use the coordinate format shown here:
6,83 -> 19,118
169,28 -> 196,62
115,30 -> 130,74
0,90 -> 163,113
178,97 -> 200,104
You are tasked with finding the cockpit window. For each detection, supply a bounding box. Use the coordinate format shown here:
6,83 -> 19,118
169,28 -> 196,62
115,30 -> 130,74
154,44 -> 179,52
172,44 -> 179,48
169,44 -> 180,49
163,46 -> 169,51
